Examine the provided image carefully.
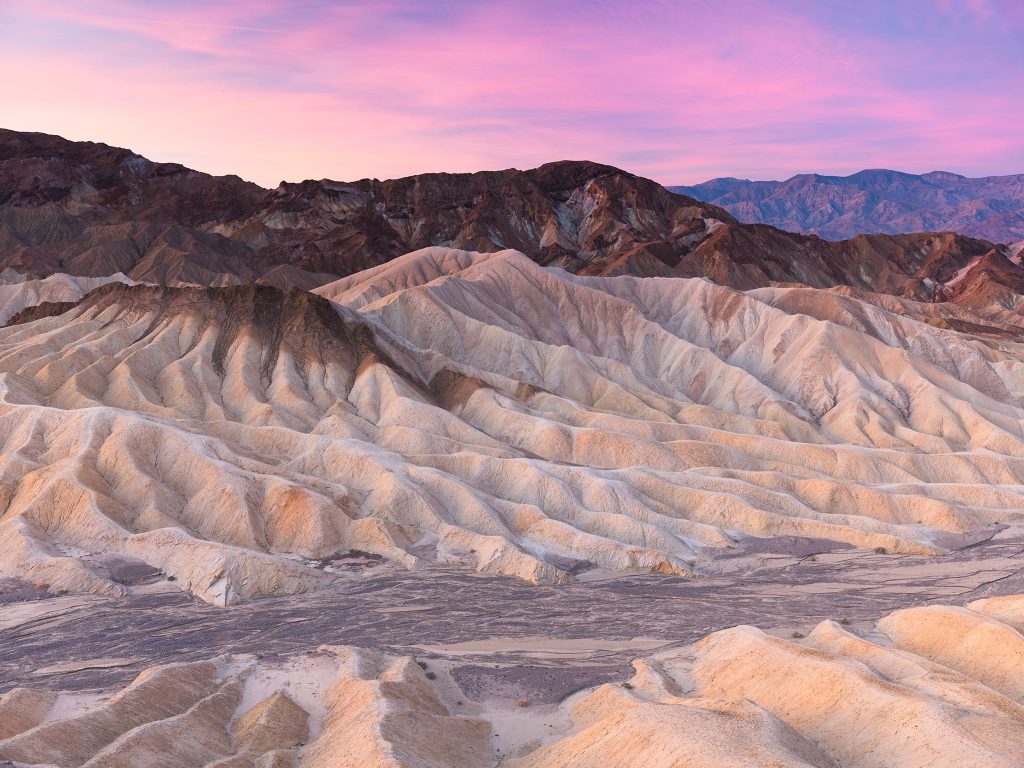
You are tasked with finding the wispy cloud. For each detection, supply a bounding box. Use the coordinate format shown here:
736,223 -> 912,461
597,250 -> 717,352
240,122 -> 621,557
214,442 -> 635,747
1,0 -> 1020,185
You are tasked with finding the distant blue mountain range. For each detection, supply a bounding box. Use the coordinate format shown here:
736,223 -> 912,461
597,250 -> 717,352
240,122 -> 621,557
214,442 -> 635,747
670,169 -> 1024,243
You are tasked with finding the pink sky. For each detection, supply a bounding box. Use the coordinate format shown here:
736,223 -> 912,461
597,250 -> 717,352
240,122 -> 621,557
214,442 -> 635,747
2,1 -> 1022,186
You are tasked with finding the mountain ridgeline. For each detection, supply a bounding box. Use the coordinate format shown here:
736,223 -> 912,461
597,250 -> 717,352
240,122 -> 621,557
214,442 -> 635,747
0,128 -> 1016,304
671,169 -> 1024,243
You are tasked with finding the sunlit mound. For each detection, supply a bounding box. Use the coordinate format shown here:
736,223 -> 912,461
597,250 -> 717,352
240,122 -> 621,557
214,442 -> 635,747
1,247 -> 1023,603
2,595 -> 1023,766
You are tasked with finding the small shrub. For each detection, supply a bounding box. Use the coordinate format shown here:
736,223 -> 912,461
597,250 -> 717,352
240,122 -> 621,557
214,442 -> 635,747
874,546 -> 888,554
416,660 -> 428,669
839,618 -> 851,626
166,575 -> 177,582
516,698 -> 529,708
621,682 -> 634,690
791,631 -> 805,639
425,671 -> 437,680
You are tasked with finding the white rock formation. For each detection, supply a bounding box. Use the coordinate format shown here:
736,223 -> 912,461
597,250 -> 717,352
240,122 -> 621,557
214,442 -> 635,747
1,247 -> 1023,603
1008,240 -> 1024,264
0,269 -> 135,324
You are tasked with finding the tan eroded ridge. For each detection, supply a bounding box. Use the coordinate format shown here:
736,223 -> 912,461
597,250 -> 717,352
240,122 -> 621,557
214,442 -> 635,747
0,269 -> 136,324
1,247 -> 1023,603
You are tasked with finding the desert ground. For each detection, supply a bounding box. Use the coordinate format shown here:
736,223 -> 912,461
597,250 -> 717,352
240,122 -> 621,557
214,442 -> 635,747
2,524 -> 1023,766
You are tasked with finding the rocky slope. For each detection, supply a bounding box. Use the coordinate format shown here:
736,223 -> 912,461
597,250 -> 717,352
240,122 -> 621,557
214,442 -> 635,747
672,169 -> 1024,243
0,268 -> 136,324
0,129 -> 1003,300
2,247 -> 1023,605
2,594 -> 1022,766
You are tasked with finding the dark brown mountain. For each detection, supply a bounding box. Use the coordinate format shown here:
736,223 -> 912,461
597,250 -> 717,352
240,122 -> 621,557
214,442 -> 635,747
0,130 -> 265,285
0,128 -> 1001,299
671,169 -> 1024,243
937,248 -> 1024,311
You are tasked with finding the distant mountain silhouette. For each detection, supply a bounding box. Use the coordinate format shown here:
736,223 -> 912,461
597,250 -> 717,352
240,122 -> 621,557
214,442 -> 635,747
671,169 -> 1024,243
